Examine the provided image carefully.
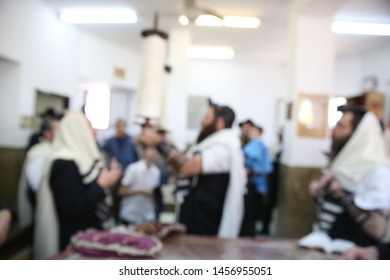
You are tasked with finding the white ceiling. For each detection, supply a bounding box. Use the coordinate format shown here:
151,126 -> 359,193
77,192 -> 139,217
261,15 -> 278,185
42,0 -> 390,61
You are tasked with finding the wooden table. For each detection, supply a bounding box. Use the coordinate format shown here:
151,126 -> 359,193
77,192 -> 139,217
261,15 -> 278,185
50,234 -> 340,260
0,225 -> 33,259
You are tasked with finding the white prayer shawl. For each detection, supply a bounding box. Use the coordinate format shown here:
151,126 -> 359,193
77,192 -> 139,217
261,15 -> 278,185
188,129 -> 247,238
17,141 -> 52,227
307,112 -> 390,242
330,112 -> 390,193
34,111 -> 105,259
384,128 -> 390,156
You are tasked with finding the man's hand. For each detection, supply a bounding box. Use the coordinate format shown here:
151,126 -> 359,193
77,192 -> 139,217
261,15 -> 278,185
0,209 -> 12,246
343,246 -> 379,260
308,172 -> 333,198
98,158 -> 122,189
327,179 -> 344,199
139,128 -> 163,146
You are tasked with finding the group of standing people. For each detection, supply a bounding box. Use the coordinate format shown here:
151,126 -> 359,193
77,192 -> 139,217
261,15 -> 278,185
13,100 -> 390,261
139,100 -> 280,239
103,119 -> 172,225
14,100 -> 282,259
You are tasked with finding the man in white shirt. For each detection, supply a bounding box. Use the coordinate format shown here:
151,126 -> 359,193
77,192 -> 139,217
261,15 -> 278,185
118,145 -> 160,224
18,118 -> 59,227
139,101 -> 246,238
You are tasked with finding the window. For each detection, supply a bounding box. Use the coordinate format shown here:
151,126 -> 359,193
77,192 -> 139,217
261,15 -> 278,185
297,94 -> 329,138
328,97 -> 347,128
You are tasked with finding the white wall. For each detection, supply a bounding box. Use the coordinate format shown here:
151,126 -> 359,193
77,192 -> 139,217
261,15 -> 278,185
76,32 -> 141,90
0,0 -> 78,147
334,42 -> 390,120
0,58 -> 21,146
186,59 -> 288,147
1,0 -> 388,156
334,56 -> 363,96
0,0 -> 142,147
282,16 -> 335,168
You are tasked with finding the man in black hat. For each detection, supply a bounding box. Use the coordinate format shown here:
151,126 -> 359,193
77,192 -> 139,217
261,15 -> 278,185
239,119 -> 255,147
19,117 -> 61,226
26,107 -> 61,151
139,101 -> 246,238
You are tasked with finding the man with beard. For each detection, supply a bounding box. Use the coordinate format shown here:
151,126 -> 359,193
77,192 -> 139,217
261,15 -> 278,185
298,109 -> 390,252
139,101 -> 246,238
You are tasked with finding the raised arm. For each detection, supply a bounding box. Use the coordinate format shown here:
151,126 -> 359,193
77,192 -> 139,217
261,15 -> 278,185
138,128 -> 202,177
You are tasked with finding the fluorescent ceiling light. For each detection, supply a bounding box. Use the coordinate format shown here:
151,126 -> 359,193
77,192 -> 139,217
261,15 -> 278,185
60,8 -> 137,24
331,21 -> 390,36
179,15 -> 189,26
195,15 -> 223,27
187,46 -> 235,60
223,16 -> 260,28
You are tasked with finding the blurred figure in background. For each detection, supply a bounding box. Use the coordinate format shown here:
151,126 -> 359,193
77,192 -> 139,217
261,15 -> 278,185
240,125 -> 273,236
118,145 -> 160,225
384,126 -> 390,156
264,128 -> 284,236
26,107 -> 61,152
102,118 -> 139,222
18,118 -> 60,227
153,128 -> 173,221
103,119 -> 138,170
34,111 -> 122,259
239,119 -> 254,147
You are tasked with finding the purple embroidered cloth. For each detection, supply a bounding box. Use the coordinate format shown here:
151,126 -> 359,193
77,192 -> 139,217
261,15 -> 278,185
71,230 -> 162,257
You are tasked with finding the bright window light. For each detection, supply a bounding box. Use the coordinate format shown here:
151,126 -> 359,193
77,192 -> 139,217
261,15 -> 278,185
85,83 -> 111,130
195,15 -> 223,27
60,8 -> 137,24
223,16 -> 260,28
328,97 -> 347,128
179,15 -> 190,26
187,46 -> 235,60
298,98 -> 315,129
331,21 -> 390,36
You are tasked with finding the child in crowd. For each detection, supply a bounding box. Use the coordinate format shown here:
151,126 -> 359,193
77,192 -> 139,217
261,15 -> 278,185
118,145 -> 160,225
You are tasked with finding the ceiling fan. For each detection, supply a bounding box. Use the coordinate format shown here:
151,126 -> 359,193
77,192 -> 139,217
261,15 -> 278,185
173,0 -> 260,28
178,0 -> 223,24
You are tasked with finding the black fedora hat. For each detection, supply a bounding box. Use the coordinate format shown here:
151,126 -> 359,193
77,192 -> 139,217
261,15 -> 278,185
239,119 -> 255,127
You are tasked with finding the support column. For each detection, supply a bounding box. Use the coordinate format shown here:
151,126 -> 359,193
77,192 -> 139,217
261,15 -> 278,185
276,2 -> 335,237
